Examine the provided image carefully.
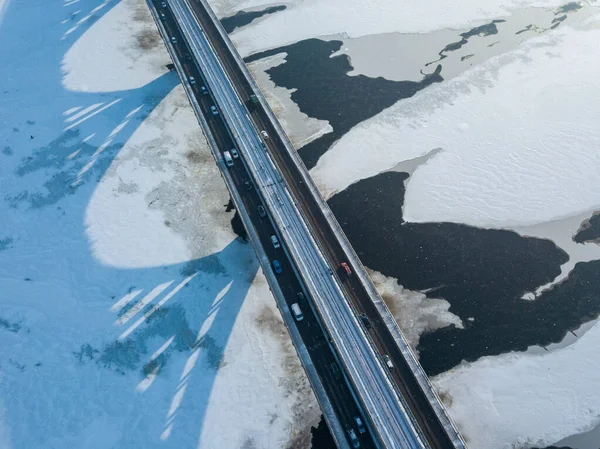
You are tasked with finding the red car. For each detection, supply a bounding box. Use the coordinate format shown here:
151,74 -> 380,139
341,262 -> 352,275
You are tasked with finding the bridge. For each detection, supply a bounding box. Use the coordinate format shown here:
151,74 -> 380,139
146,1 -> 468,448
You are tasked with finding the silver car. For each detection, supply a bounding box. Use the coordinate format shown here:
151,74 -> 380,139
347,428 -> 360,448
354,416 -> 366,434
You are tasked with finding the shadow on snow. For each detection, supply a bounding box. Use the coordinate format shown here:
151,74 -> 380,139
0,0 -> 257,447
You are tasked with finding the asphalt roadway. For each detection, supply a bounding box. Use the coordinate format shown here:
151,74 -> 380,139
154,4 -> 378,448
173,2 -> 461,449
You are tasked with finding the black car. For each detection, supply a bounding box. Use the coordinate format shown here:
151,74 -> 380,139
359,313 -> 371,329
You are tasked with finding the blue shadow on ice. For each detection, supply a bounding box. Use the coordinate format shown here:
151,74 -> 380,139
0,0 -> 258,447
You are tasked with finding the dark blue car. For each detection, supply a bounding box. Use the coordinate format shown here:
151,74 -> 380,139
272,260 -> 282,274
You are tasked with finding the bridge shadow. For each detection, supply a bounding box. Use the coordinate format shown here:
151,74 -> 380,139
0,0 -> 258,447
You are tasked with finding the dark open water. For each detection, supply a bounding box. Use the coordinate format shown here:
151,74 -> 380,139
222,8 -> 600,449
245,39 -> 442,169
240,31 -> 600,374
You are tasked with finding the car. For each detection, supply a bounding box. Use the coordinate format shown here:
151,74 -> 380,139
272,260 -> 282,274
170,36 -> 177,44
341,262 -> 352,275
223,151 -> 233,167
382,354 -> 393,370
160,13 -> 166,20
230,148 -> 239,159
347,428 -> 360,448
359,313 -> 371,329
257,205 -> 266,218
297,292 -> 305,301
200,85 -> 208,95
210,105 -> 218,116
354,416 -> 366,434
188,76 -> 196,85
161,1 -> 167,7
270,235 -> 280,249
244,180 -> 252,191
260,130 -> 269,139
291,303 -> 303,321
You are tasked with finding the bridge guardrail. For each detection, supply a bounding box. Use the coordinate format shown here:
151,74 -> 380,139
195,2 -> 468,447
145,3 -> 351,448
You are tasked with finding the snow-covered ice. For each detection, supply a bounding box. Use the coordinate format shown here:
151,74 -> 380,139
223,0 -> 600,446
334,5 -> 589,83
434,322 -> 600,449
62,0 -> 167,92
312,26 -> 600,228
6,0 -> 600,446
0,0 -> 318,448
227,0 -> 571,56
368,269 -> 463,350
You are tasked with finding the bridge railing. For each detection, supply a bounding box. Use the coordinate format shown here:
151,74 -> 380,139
195,2 -> 468,447
145,3 -> 351,448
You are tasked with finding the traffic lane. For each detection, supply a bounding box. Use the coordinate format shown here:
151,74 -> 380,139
260,110 -> 448,445
163,31 -> 368,449
231,191 -> 376,448
244,99 -> 447,444
156,6 -> 376,447
180,3 -> 418,438
229,157 -> 376,448
183,9 -> 452,447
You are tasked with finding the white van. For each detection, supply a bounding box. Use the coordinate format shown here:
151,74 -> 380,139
223,151 -> 233,167
382,354 -> 393,370
291,303 -> 303,321
270,235 -> 280,249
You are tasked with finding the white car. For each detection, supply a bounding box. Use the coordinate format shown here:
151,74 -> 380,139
230,148 -> 239,159
210,105 -> 218,116
270,235 -> 280,249
260,130 -> 269,139
188,76 -> 196,85
382,354 -> 393,370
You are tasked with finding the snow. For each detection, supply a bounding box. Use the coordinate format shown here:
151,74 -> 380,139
0,0 -> 317,448
312,26 -> 600,228
215,0 -> 600,445
368,269 -> 463,350
228,0 -> 569,56
433,322 -> 600,448
333,6 -> 572,83
514,212 -> 600,299
0,0 -> 9,27
63,0 -> 167,92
